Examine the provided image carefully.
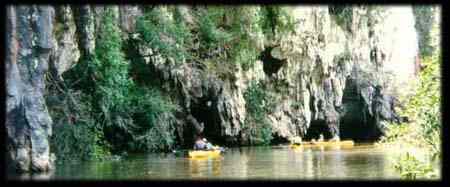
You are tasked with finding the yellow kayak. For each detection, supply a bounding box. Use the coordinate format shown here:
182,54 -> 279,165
188,149 -> 221,158
290,140 -> 354,149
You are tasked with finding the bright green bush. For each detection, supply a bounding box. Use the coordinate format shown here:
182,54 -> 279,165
394,152 -> 437,180
92,8 -> 177,153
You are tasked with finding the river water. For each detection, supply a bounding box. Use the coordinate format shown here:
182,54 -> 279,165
11,143 -> 411,180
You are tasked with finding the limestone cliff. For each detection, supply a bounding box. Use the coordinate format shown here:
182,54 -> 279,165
6,5 -> 56,173
128,5 -> 419,143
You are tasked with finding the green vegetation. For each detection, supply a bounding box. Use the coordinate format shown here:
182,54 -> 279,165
49,8 -> 177,161
196,7 -> 232,55
227,7 -> 262,71
135,6 -> 296,72
259,6 -> 296,39
379,6 -> 440,179
47,85 -> 110,161
380,54 -> 441,179
136,8 -> 192,63
394,152 -> 437,179
193,6 -> 264,70
243,80 -> 274,145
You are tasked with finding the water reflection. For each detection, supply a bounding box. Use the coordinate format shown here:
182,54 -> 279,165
10,144 -> 407,180
188,157 -> 223,178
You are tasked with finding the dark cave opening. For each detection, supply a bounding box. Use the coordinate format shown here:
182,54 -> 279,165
304,119 -> 334,141
259,46 -> 287,76
339,77 -> 382,142
271,134 -> 290,145
189,96 -> 226,147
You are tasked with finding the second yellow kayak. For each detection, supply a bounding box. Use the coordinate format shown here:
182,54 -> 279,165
188,149 -> 221,158
290,140 -> 355,149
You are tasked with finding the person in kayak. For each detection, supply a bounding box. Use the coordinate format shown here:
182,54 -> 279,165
291,136 -> 302,145
318,134 -> 324,142
310,134 -> 324,145
193,136 -> 207,150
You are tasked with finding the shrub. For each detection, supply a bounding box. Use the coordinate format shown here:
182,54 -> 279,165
243,80 -> 273,145
136,7 -> 192,63
398,55 -> 441,158
50,7 -> 179,161
381,54 -> 441,179
259,6 -> 296,38
394,152 -> 437,180
197,8 -> 232,52
127,87 -> 177,152
228,7 -> 263,71
46,65 -> 112,161
92,8 -> 178,153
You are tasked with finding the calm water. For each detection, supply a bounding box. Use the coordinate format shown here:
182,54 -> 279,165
13,144 -> 407,180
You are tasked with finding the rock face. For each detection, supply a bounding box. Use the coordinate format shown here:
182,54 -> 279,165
133,6 -> 419,143
50,6 -> 80,80
6,5 -> 56,173
266,6 -> 418,141
133,46 -> 245,145
74,5 -> 96,56
119,5 -> 142,34
130,6 -> 417,145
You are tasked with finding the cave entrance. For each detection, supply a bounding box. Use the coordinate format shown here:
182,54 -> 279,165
190,96 -> 225,146
271,134 -> 290,145
259,46 -> 287,76
339,77 -> 381,142
304,119 -> 333,141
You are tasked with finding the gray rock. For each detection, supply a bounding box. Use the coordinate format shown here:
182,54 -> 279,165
49,6 -> 80,79
6,5 -> 55,173
75,5 -> 95,56
119,5 -> 142,34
